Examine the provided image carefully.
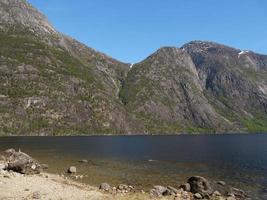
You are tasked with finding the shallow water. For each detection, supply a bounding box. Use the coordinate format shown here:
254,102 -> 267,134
0,134 -> 267,199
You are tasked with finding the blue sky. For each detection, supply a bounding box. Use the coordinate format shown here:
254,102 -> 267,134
28,0 -> 267,63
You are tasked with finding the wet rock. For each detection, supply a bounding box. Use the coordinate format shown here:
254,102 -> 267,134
99,183 -> 111,191
231,187 -> 245,198
150,185 -> 169,197
217,181 -> 226,186
194,193 -> 202,199
78,159 -> 88,163
180,183 -> 191,192
4,149 -> 42,174
187,176 -> 213,197
67,166 -> 76,173
40,164 -> 49,169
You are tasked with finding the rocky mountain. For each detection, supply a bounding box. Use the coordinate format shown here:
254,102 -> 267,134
0,0 -> 266,135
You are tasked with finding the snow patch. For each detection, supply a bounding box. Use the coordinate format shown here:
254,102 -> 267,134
238,50 -> 250,58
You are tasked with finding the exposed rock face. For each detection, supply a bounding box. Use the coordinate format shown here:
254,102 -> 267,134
120,47 -> 235,133
0,0 -> 266,135
182,41 -> 267,133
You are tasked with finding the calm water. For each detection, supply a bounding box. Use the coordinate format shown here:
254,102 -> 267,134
0,134 -> 267,199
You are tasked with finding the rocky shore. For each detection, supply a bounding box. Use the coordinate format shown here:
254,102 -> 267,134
0,149 -> 249,200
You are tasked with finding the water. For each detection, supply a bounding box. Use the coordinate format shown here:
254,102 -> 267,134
0,134 -> 267,199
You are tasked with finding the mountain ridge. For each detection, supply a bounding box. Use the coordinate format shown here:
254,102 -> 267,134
0,0 -> 266,135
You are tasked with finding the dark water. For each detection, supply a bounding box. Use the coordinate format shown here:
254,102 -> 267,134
0,134 -> 267,199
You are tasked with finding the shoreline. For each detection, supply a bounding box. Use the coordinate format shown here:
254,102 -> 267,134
0,149 -> 250,200
0,170 -> 243,200
0,132 -> 266,137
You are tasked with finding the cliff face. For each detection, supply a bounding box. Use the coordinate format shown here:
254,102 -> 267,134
0,0 -> 266,135
182,41 -> 267,132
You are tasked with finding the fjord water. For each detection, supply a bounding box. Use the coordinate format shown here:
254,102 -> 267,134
0,134 -> 267,199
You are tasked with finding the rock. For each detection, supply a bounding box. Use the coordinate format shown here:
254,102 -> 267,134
3,149 -> 42,175
0,163 -> 6,170
179,183 -> 191,192
99,183 -> 111,191
78,159 -> 88,163
150,185 -> 169,197
217,181 -> 226,186
4,148 -> 16,155
3,175 -> 10,178
213,190 -> 222,196
187,176 -> 213,196
118,184 -> 128,190
231,187 -> 245,198
67,166 -> 76,173
194,193 -> 202,199
32,191 -> 41,199
40,164 -> 49,169
167,186 -> 179,194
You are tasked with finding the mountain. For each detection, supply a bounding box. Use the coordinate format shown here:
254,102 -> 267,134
0,0 -> 266,135
0,0 -> 137,135
120,42 -> 267,133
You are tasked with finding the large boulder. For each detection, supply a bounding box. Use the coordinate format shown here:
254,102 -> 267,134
4,149 -> 43,174
187,176 -> 213,197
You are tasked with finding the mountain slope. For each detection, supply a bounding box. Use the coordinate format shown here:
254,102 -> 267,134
0,0 -> 137,135
0,0 -> 266,135
119,42 -> 267,134
182,41 -> 267,132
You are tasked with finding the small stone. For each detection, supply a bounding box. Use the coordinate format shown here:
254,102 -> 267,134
32,191 -> 41,199
213,190 -> 221,196
167,186 -> 179,194
3,175 -> 10,179
31,164 -> 36,170
67,166 -> 76,173
217,181 -> 226,186
41,164 -> 49,169
25,188 -> 30,191
78,159 -> 88,163
150,185 -> 168,197
99,183 -> 111,191
0,164 -> 6,170
194,193 -> 202,199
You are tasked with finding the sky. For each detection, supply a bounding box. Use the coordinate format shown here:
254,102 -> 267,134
28,0 -> 267,64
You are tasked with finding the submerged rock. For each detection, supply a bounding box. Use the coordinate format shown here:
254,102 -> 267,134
78,159 -> 88,163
